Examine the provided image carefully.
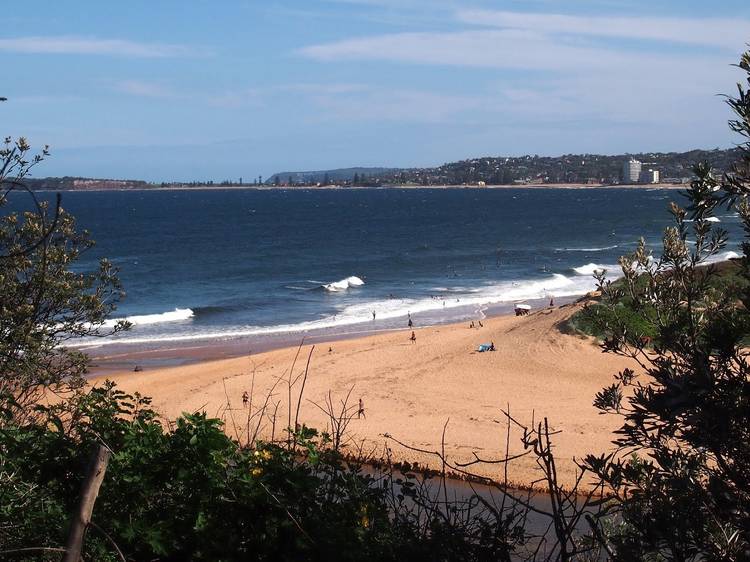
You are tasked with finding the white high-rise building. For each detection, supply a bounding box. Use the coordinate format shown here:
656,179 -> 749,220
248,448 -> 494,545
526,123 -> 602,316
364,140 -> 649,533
622,158 -> 642,183
640,169 -> 660,184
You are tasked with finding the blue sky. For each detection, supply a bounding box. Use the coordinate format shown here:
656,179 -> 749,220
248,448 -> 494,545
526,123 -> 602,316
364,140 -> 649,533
2,0 -> 749,181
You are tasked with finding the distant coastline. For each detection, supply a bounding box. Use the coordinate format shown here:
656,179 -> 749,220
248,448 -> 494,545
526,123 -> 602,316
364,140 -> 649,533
32,182 -> 685,192
21,147 -> 736,193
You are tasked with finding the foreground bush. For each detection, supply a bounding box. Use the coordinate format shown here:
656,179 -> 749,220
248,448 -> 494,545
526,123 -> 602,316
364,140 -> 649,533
1,383 -> 527,561
581,51 -> 750,561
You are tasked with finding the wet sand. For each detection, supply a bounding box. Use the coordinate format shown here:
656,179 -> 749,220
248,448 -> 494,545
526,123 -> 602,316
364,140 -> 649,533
92,302 -> 637,490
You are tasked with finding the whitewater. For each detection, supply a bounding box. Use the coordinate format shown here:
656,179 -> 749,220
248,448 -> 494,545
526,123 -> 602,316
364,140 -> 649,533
23,187 -> 741,350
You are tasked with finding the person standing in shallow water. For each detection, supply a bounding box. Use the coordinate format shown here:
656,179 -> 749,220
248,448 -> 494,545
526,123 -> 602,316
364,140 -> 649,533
372,310 -> 376,321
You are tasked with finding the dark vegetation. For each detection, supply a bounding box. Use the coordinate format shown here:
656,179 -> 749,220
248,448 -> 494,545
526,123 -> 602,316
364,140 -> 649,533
2,50 -> 750,561
264,148 -> 740,187
567,259 -> 750,342
25,149 -> 740,191
381,148 -> 741,187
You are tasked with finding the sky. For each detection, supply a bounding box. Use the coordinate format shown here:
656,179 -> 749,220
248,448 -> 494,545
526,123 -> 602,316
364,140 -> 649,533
2,0 -> 750,182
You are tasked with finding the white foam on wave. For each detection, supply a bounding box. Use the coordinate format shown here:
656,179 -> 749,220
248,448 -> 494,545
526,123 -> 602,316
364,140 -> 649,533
76,251 -> 742,349
76,273 -> 600,348
705,250 -> 740,263
99,308 -> 194,328
685,216 -> 722,223
323,275 -> 365,292
573,262 -> 614,276
556,245 -> 619,252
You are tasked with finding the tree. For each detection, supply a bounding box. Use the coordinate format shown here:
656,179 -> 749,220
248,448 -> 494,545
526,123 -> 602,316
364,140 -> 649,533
584,50 -> 750,561
0,137 -> 126,415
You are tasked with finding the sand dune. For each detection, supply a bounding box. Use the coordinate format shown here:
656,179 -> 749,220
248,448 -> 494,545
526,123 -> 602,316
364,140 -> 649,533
94,303 -> 637,489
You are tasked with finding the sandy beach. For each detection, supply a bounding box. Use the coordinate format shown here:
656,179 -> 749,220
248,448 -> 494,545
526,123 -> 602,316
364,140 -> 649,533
93,302 -> 638,490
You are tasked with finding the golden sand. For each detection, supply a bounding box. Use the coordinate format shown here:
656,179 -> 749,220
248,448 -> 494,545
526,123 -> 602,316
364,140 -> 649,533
94,303 -> 636,489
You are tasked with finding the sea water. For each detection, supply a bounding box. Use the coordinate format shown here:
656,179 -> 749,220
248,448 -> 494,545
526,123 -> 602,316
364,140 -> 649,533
10,187 -> 742,350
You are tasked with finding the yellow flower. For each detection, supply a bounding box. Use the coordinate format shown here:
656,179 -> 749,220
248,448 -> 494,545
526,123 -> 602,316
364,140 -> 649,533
359,505 -> 370,528
251,467 -> 263,477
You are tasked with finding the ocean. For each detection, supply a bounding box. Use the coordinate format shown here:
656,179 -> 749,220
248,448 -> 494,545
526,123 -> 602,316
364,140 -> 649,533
11,187 -> 742,353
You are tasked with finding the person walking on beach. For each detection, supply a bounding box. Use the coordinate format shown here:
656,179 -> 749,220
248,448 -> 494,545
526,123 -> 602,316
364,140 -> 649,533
549,297 -> 554,307
242,391 -> 249,407
358,398 -> 366,419
410,331 -> 416,343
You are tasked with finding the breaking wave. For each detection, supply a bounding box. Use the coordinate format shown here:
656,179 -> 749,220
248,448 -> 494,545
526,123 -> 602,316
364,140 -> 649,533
572,262 -> 615,276
77,272 -> 600,347
556,245 -> 619,252
77,252 -> 743,348
323,276 -> 365,292
99,308 -> 194,328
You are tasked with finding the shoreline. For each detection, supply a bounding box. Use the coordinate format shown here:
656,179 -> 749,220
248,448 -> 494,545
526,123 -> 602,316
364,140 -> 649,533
92,299 -> 636,490
86,296 -> 579,375
36,183 -> 684,193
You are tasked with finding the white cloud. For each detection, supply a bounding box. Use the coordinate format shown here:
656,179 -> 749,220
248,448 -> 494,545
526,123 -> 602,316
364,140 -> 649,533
115,80 -> 177,98
302,29 -> 590,69
279,83 -> 370,95
295,9 -> 743,132
309,87 -> 488,123
457,10 -> 749,50
0,36 -> 194,57
299,10 -> 749,71
299,27 -> 731,72
206,89 -> 264,108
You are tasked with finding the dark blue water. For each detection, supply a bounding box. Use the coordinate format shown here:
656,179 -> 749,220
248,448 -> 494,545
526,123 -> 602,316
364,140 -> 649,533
10,187 -> 742,347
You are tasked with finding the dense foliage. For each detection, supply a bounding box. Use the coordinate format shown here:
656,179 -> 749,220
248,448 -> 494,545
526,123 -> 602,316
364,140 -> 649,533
581,51 -> 750,561
0,138 -> 126,414
2,383 -> 526,561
